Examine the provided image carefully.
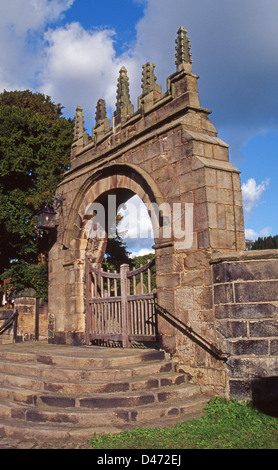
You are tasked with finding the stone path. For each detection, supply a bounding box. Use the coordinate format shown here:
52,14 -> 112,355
0,436 -> 91,449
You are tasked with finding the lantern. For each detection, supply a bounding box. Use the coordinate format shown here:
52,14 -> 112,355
36,204 -> 57,230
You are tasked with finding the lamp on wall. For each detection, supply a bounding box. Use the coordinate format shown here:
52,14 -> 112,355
36,193 -> 64,231
36,202 -> 57,230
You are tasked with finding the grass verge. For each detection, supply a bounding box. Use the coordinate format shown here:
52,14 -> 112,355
88,397 -> 278,449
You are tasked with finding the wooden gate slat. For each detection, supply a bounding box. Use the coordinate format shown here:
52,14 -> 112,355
86,259 -> 157,346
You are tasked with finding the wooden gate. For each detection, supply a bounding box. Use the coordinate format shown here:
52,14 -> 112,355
86,259 -> 157,347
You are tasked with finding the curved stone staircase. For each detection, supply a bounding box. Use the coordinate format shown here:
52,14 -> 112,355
0,342 -> 209,443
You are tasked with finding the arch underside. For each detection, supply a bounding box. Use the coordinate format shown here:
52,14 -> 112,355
64,164 -> 166,265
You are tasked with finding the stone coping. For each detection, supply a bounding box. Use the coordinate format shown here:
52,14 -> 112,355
210,249 -> 278,264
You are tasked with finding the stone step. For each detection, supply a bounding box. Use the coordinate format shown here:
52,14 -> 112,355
0,369 -> 186,396
0,343 -> 166,369
43,370 -> 186,395
0,389 -> 206,430
131,395 -> 209,426
0,395 -> 208,443
0,342 -> 210,443
0,417 -> 125,442
0,357 -> 174,383
0,380 -> 199,410
0,398 -> 134,427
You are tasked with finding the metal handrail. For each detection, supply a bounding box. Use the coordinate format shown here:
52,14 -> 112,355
154,302 -> 229,361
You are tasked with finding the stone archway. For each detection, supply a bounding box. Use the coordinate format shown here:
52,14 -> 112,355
48,164 -> 168,346
48,27 -> 246,393
65,164 -> 164,263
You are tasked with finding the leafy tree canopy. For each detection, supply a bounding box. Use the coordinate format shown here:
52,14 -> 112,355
131,253 -> 156,292
0,90 -> 73,301
102,239 -> 156,293
102,235 -> 132,272
250,235 -> 278,250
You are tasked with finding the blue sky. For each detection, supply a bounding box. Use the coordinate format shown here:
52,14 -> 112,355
62,0 -> 145,55
1,0 -> 278,255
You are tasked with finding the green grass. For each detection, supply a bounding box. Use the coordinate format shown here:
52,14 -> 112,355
88,397 -> 278,449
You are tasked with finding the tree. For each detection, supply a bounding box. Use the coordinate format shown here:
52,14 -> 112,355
100,212 -> 156,291
0,90 -> 73,301
102,235 -> 132,272
131,253 -> 156,292
251,235 -> 278,250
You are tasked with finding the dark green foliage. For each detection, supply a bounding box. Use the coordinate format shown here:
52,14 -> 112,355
3,260 -> 48,301
102,235 -> 131,272
251,235 -> 278,250
102,237 -> 156,291
0,90 -> 73,300
131,253 -> 155,268
0,90 -> 64,119
131,253 -> 156,292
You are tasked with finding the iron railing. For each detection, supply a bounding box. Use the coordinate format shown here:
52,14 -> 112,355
154,302 -> 229,361
0,309 -> 18,341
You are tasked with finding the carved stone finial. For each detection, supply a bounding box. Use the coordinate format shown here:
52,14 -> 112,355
73,105 -> 85,140
93,98 -> 111,143
95,99 -> 107,125
141,62 -> 158,95
138,62 -> 162,113
114,66 -> 134,124
175,26 -> 193,72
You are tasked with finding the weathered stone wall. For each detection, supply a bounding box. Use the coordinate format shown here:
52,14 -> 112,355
0,311 -> 14,344
38,301 -> 49,341
211,250 -> 278,400
14,297 -> 48,342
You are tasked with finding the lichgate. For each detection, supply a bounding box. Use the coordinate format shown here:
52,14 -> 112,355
47,27 -> 278,401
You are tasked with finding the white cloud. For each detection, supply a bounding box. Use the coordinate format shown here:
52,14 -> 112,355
116,195 -> 154,257
40,23 -> 121,119
245,228 -> 258,241
245,226 -> 272,241
242,178 -> 270,214
129,248 -> 154,258
0,0 -> 74,33
0,0 -> 74,90
117,195 -> 153,240
38,20 -> 144,128
259,226 -> 272,238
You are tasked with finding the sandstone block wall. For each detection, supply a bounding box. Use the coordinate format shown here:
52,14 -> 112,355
0,311 -> 15,344
211,250 -> 278,400
14,297 -> 48,342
